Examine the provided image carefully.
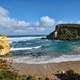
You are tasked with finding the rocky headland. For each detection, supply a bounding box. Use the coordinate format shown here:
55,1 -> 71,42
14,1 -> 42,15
47,24 -> 80,40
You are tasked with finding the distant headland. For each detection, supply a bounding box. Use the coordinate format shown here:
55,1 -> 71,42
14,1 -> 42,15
47,24 -> 80,40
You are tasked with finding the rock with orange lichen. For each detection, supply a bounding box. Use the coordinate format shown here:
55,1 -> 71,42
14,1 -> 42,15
0,35 -> 10,56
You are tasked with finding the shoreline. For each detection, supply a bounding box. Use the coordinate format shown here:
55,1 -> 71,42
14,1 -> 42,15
7,54 -> 80,64
12,61 -> 80,79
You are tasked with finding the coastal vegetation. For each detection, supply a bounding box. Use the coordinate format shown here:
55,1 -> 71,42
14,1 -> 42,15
0,59 -> 49,80
55,69 -> 80,80
0,59 -> 80,80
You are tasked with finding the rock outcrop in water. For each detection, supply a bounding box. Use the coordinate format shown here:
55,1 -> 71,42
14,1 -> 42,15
47,24 -> 80,40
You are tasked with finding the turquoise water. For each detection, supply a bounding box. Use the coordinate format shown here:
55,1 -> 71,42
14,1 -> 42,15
8,36 -> 80,64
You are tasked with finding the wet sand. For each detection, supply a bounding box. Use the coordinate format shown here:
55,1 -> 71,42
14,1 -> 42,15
12,61 -> 80,79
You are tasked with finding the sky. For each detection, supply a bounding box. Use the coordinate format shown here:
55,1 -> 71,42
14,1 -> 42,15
0,0 -> 80,35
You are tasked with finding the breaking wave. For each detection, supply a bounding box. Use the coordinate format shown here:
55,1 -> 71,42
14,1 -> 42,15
7,36 -> 80,64
10,46 -> 41,51
9,36 -> 42,43
7,54 -> 80,64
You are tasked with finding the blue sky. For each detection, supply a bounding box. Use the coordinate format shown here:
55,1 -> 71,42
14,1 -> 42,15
0,0 -> 80,35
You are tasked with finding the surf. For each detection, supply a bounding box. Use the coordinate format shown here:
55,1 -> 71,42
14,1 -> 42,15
10,46 -> 41,51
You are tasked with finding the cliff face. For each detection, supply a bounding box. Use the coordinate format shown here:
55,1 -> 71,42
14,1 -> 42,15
47,24 -> 80,40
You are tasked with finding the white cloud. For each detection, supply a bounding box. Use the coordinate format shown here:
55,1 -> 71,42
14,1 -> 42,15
35,27 -> 45,32
40,16 -> 55,27
0,6 -> 8,17
34,16 -> 56,32
0,6 -> 56,33
0,6 -> 31,30
58,21 -> 73,24
57,20 -> 80,24
1,6 -> 80,35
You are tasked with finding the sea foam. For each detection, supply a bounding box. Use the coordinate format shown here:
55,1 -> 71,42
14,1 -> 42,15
6,54 -> 80,64
9,36 -> 42,42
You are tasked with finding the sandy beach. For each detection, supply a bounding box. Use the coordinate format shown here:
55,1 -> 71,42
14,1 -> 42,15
12,61 -> 80,79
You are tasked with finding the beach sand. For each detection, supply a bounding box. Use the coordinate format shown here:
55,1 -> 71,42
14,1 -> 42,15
12,61 -> 80,79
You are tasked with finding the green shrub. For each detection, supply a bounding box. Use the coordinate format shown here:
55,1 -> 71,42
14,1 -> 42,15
0,59 -> 27,80
0,69 -> 17,80
55,69 -> 80,80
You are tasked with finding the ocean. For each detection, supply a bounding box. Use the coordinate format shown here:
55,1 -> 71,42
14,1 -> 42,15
7,36 -> 80,64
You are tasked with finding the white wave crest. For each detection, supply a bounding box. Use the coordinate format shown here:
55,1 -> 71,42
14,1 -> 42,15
9,37 -> 42,42
10,46 -> 41,51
